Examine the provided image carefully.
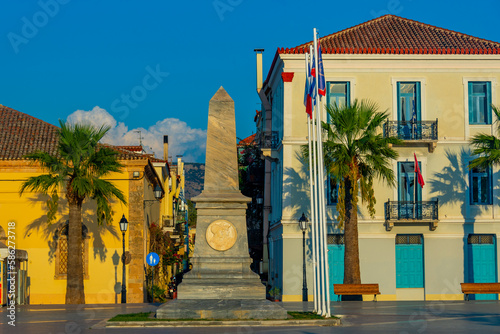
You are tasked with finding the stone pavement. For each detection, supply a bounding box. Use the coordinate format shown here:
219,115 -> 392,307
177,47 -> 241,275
1,300 -> 499,333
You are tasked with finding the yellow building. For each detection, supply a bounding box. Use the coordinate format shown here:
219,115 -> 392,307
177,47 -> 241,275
0,106 -> 171,304
256,15 -> 500,301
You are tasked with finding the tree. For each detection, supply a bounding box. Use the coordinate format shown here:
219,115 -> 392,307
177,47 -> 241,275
20,121 -> 126,304
306,99 -> 400,286
469,105 -> 500,170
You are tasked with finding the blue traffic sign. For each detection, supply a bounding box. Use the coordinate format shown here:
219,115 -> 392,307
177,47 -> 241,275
146,252 -> 160,266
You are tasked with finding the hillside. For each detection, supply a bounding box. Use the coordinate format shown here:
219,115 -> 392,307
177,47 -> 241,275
183,163 -> 205,200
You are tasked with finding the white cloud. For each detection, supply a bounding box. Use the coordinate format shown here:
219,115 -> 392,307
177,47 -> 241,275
67,106 -> 206,163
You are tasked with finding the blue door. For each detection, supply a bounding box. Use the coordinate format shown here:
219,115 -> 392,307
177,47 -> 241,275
396,235 -> 424,288
328,234 -> 344,300
467,234 -> 498,300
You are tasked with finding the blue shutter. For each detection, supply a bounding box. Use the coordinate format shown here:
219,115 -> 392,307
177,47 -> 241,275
487,82 -> 492,124
346,82 -> 351,107
468,82 -> 474,124
397,83 -> 401,122
416,82 -> 421,121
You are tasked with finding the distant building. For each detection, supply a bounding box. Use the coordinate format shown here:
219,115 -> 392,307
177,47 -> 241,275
256,15 -> 500,301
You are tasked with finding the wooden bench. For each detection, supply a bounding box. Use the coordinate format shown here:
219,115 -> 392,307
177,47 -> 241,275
333,284 -> 381,301
460,283 -> 500,301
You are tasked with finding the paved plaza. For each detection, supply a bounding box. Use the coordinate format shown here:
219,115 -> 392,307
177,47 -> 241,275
1,300 -> 499,333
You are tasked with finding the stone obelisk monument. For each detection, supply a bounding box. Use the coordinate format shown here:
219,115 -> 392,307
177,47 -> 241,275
178,86 -> 265,299
156,87 -> 287,319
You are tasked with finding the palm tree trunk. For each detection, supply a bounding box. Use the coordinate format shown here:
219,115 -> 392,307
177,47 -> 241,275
343,176 -> 361,285
66,197 -> 85,304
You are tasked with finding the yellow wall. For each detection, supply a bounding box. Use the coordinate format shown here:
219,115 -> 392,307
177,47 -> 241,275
0,160 -> 148,304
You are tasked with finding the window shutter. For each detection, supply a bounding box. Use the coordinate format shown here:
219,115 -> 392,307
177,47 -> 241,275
468,82 -> 474,124
487,82 -> 492,124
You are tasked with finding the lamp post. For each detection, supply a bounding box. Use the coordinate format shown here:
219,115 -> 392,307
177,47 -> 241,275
119,214 -> 129,304
298,212 -> 308,302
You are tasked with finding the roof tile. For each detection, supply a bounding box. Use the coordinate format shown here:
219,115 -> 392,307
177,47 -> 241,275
285,15 -> 500,54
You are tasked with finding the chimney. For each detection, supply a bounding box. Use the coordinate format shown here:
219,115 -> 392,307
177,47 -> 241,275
163,135 -> 168,161
254,49 -> 264,92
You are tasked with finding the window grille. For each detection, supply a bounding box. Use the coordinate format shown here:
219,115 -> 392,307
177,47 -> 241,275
327,234 -> 344,245
396,234 -> 422,244
468,234 -> 494,244
58,237 -> 86,276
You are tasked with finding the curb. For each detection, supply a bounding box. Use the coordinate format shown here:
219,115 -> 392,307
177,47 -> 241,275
105,318 -> 341,327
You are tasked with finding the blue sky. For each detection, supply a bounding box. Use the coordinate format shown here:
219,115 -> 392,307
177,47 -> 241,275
1,0 -> 499,162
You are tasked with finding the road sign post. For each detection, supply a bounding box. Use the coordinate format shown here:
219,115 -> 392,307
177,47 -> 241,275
146,252 -> 159,302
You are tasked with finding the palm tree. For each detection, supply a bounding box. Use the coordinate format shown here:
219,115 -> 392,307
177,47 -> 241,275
321,99 -> 400,285
469,105 -> 500,170
20,121 -> 126,304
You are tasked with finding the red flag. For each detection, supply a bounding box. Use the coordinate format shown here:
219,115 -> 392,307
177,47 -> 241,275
414,153 -> 425,188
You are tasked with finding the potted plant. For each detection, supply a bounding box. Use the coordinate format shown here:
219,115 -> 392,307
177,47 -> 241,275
268,287 -> 281,302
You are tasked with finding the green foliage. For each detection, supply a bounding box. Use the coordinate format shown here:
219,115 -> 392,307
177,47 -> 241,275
20,121 -> 127,224
303,99 -> 400,228
268,287 -> 281,298
469,105 -> 500,170
187,199 -> 197,227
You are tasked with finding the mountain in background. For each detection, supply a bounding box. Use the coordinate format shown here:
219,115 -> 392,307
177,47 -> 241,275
183,163 -> 205,200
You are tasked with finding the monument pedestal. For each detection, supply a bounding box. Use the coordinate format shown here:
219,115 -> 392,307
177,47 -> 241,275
156,299 -> 289,320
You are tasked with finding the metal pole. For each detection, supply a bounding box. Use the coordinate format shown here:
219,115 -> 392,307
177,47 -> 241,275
302,230 -> 308,301
121,231 -> 127,303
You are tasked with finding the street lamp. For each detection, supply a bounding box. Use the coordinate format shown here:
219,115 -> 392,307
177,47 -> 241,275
298,212 -> 308,302
144,184 -> 163,208
119,214 -> 129,304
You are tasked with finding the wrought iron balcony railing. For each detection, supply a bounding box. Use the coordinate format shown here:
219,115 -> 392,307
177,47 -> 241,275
384,200 -> 439,231
384,120 -> 438,141
257,131 -> 280,149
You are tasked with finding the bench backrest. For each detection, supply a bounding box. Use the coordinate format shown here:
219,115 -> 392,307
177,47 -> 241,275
333,284 -> 380,294
461,283 -> 500,293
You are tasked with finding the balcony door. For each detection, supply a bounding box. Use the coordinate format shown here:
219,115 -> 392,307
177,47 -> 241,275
397,82 -> 421,139
398,162 -> 422,219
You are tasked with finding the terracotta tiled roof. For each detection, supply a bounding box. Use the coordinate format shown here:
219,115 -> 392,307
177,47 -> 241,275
238,134 -> 256,146
0,105 -> 142,161
282,15 -> 500,55
0,105 -> 59,160
115,145 -> 143,152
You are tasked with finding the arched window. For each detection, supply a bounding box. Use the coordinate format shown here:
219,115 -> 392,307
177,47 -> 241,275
55,221 -> 89,280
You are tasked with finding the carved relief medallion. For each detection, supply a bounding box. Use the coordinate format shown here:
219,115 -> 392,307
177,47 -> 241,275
206,219 -> 237,251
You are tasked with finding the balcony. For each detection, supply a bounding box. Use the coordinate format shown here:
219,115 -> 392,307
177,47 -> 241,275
257,131 -> 280,160
384,200 -> 439,231
384,120 -> 438,152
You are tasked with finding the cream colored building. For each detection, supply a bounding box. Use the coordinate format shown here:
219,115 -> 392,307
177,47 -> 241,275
256,15 -> 500,301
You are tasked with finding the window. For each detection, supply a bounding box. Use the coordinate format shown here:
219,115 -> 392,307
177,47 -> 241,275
327,175 -> 339,205
397,82 -> 421,139
397,82 -> 420,122
469,164 -> 492,205
327,82 -> 350,109
55,221 -> 89,279
469,82 -> 492,124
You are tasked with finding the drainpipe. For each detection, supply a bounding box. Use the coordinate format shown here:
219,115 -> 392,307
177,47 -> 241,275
254,48 -> 272,279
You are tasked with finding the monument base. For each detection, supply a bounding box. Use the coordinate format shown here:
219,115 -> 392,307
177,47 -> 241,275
155,299 -> 289,319
178,279 -> 266,299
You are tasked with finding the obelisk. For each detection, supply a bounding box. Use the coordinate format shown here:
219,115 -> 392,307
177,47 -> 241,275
156,87 -> 287,320
178,86 -> 265,299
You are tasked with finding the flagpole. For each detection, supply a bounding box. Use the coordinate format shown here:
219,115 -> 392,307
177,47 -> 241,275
308,45 -> 322,314
305,51 -> 319,312
313,28 -> 331,318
